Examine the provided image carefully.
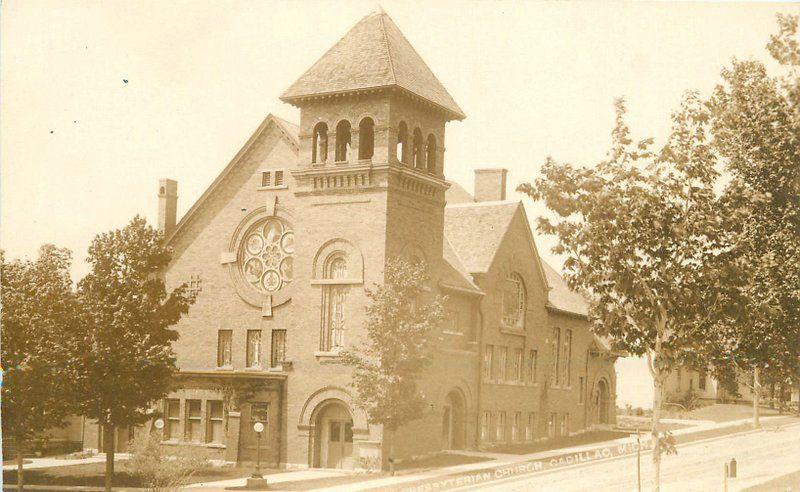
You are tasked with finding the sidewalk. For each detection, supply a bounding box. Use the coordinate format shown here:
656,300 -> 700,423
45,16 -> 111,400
185,469 -> 351,489
1,453 -> 131,472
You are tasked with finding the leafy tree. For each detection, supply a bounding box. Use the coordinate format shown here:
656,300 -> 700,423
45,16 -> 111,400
74,216 -> 195,491
1,245 -> 82,491
518,96 -> 740,490
341,258 -> 445,473
709,13 -> 800,428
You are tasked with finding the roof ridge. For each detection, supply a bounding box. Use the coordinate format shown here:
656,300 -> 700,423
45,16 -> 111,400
378,13 -> 398,86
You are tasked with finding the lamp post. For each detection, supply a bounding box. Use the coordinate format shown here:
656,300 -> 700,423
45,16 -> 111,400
253,422 -> 264,478
246,422 -> 268,489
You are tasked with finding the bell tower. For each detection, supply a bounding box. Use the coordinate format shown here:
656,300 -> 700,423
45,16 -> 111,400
281,8 -> 465,265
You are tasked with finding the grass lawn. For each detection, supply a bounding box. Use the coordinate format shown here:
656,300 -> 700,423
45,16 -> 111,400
490,430 -> 629,455
743,469 -> 800,491
396,453 -> 493,471
2,462 -> 273,488
616,416 -> 691,432
685,404 -> 783,423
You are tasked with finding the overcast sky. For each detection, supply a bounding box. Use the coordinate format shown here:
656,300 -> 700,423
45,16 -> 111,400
3,1 -> 796,409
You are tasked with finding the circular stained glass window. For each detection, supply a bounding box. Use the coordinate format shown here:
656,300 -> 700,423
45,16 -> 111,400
239,218 -> 294,294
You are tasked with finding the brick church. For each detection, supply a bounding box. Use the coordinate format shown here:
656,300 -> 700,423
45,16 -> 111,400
83,9 -> 617,469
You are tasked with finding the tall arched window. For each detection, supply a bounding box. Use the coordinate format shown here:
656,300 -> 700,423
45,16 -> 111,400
321,254 -> 349,352
413,128 -> 424,169
502,273 -> 526,329
358,117 -> 374,160
426,134 -> 437,174
312,122 -> 328,163
397,121 -> 409,164
335,120 -> 351,162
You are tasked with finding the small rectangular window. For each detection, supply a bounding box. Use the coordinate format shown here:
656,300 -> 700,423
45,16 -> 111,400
496,411 -> 506,441
206,400 -> 224,443
560,414 -> 569,437
271,329 -> 286,368
498,347 -> 508,381
527,349 -> 537,383
246,330 -> 261,368
274,170 -> 284,186
548,413 -> 556,438
185,399 -> 202,442
512,412 -> 521,441
164,399 -> 180,440
344,421 -> 353,443
217,330 -> 232,367
513,349 -> 523,381
261,171 -> 271,187
699,369 -> 707,390
481,411 -> 491,442
483,344 -> 493,381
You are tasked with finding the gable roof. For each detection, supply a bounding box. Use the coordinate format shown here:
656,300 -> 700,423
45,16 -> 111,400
440,236 -> 483,295
444,201 -> 519,274
166,114 -> 298,245
541,261 -> 590,318
445,180 -> 475,204
280,10 -> 465,121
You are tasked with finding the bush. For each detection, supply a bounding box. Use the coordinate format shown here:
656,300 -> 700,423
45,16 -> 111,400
665,389 -> 702,411
126,431 -> 209,491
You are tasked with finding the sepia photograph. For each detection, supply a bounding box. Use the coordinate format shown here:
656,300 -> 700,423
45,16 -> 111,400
1,1 -> 799,491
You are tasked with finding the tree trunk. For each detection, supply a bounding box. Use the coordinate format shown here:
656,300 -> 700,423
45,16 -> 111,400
103,423 -> 115,492
752,366 -> 761,429
16,440 -> 25,492
651,370 -> 664,492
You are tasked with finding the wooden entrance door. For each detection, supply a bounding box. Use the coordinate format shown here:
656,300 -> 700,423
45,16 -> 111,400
325,419 -> 353,468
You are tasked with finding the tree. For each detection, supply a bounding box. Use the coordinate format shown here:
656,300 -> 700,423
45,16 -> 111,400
1,245 -> 82,491
341,258 -> 446,473
518,96 -> 741,490
709,13 -> 800,427
74,216 -> 195,491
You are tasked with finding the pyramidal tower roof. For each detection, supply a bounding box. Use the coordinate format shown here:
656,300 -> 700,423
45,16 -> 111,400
280,9 -> 465,120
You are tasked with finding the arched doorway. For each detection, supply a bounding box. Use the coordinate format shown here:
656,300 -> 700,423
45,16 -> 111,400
313,400 -> 354,469
598,379 -> 611,424
442,390 -> 466,450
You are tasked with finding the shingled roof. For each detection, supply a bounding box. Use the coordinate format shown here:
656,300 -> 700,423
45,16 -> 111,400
541,261 -> 590,318
280,10 -> 465,121
444,201 -> 520,274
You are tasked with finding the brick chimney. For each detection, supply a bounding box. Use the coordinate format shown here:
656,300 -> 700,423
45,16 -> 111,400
158,179 -> 178,237
474,168 -> 508,202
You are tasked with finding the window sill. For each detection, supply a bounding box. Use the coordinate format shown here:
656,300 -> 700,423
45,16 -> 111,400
442,331 -> 463,336
215,366 -> 234,371
314,351 -> 342,363
243,366 -> 263,372
256,185 -> 289,191
499,327 -> 526,337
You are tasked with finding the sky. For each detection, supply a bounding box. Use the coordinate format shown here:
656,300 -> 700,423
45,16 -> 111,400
2,1 -> 797,408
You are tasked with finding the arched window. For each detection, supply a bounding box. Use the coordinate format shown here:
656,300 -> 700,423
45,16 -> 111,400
335,120 -> 351,162
358,117 -> 374,160
502,273 -> 526,329
322,254 -> 349,352
426,134 -> 437,174
312,122 -> 328,163
413,128 -> 424,169
397,122 -> 409,164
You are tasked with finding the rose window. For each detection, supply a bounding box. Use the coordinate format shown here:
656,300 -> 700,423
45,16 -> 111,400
239,218 -> 294,294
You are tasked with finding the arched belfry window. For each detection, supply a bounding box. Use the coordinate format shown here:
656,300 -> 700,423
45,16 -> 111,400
312,122 -> 328,163
321,253 -> 349,352
502,273 -> 526,329
426,134 -> 437,174
358,117 -> 374,160
397,122 -> 409,164
413,128 -> 424,169
335,120 -> 352,162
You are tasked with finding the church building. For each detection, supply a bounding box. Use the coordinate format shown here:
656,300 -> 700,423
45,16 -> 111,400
84,10 -> 617,469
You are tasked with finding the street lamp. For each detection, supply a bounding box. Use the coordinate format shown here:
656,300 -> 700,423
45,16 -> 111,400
246,421 -> 268,488
253,422 -> 264,478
